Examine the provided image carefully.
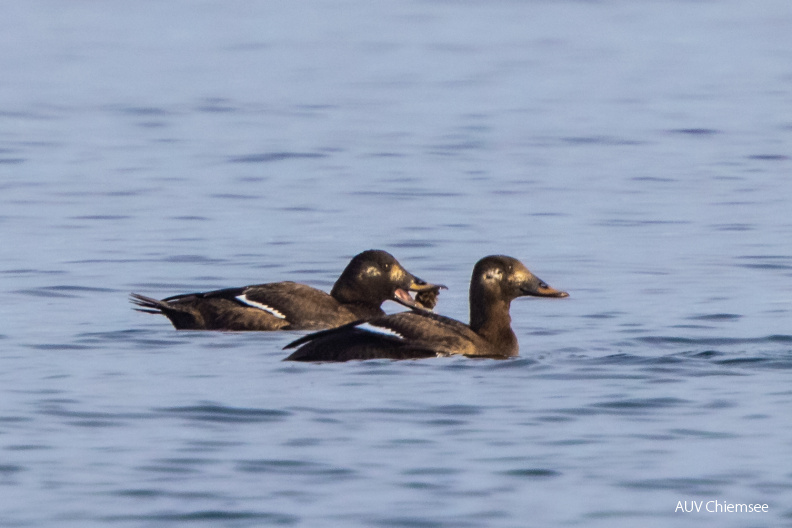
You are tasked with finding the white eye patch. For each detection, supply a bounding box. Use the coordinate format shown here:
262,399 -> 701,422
362,266 -> 382,278
484,268 -> 503,281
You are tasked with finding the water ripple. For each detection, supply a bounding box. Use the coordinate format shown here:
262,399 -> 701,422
103,511 -> 299,524
156,403 -> 290,423
562,135 -> 644,146
228,152 -> 327,163
636,335 -> 792,346
736,255 -> 792,271
112,488 -> 220,499
620,477 -> 730,494
38,404 -> 144,427
668,128 -> 720,136
13,285 -> 115,298
590,397 -> 689,411
236,459 -> 357,479
686,313 -> 742,321
668,428 -> 736,439
747,154 -> 789,161
501,468 -> 560,478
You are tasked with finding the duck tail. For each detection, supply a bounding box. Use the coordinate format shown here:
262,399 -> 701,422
129,293 -> 166,314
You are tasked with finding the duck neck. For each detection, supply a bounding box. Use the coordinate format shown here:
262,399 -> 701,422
470,297 -> 518,357
343,301 -> 386,320
330,281 -> 384,319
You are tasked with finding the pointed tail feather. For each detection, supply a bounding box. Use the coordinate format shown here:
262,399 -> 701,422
129,293 -> 166,314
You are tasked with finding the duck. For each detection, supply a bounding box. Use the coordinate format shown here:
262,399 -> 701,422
283,255 -> 568,361
130,249 -> 444,331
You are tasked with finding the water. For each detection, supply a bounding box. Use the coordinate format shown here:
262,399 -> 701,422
2,1 -> 792,526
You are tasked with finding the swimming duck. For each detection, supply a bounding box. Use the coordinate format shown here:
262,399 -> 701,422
283,255 -> 568,361
131,250 -> 444,331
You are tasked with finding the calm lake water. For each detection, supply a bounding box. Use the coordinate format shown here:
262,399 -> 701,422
2,1 -> 792,527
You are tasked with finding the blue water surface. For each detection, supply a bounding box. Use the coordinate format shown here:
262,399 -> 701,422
1,1 -> 792,527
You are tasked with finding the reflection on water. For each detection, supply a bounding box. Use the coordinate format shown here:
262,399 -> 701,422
2,0 -> 792,526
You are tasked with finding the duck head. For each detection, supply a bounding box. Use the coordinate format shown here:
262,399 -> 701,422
470,255 -> 568,335
331,249 -> 446,311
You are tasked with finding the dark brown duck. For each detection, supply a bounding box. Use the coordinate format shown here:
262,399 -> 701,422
284,255 -> 568,361
131,250 -> 443,331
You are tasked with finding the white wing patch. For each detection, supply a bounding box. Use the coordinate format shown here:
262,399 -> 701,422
356,322 -> 405,340
235,294 -> 287,319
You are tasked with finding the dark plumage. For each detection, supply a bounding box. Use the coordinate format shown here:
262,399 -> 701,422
284,255 -> 568,362
131,250 -> 444,331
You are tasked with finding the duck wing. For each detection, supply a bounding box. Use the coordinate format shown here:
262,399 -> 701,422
283,311 -> 480,361
215,282 -> 356,330
139,282 -> 350,330
234,282 -> 346,325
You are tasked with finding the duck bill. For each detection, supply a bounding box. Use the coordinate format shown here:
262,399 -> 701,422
392,288 -> 425,310
392,275 -> 447,311
407,276 -> 447,294
521,276 -> 569,298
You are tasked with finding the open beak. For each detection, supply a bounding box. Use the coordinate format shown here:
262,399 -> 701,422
520,276 -> 569,298
392,275 -> 447,311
